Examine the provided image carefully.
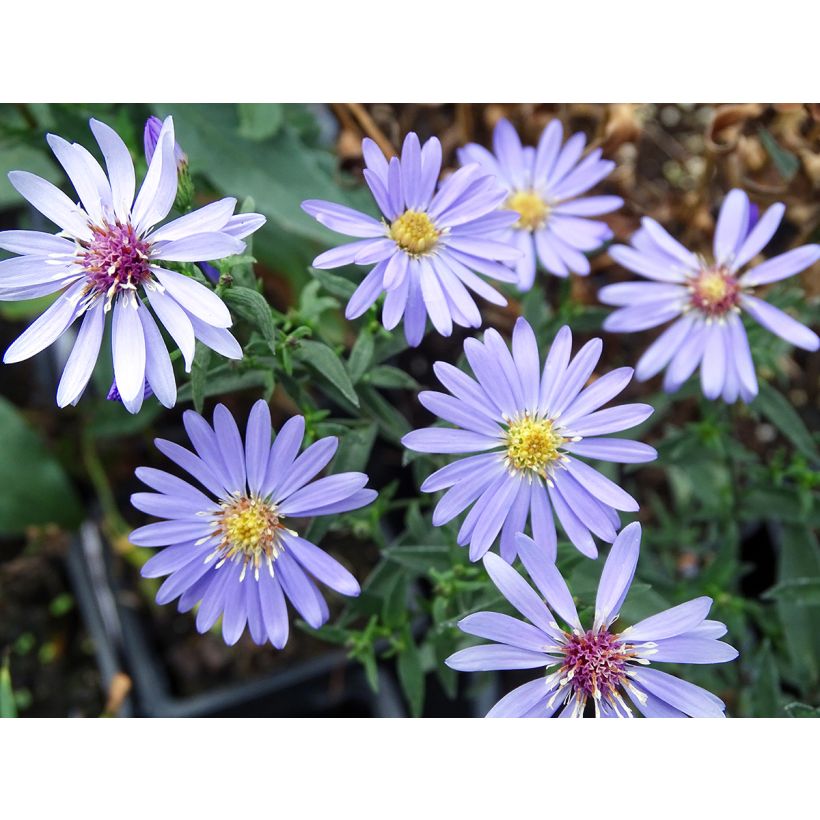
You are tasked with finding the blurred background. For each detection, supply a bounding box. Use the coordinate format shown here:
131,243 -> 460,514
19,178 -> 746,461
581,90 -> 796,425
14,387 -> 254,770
0,103 -> 817,718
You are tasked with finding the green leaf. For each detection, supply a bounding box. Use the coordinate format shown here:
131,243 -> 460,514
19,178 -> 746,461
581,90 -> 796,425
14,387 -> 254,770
774,523 -> 820,688
359,385 -> 410,442
382,573 -> 408,629
763,577 -> 820,606
0,654 -> 17,718
309,267 -> 358,300
237,104 -> 284,140
0,398 -> 82,535
750,642 -> 783,717
190,343 -> 211,413
385,545 -> 454,575
757,127 -> 800,181
223,286 -> 276,344
177,366 -> 273,403
752,382 -> 818,462
397,624 -> 425,717
784,701 -> 820,718
365,365 -> 420,390
294,339 -> 359,407
348,328 -> 375,385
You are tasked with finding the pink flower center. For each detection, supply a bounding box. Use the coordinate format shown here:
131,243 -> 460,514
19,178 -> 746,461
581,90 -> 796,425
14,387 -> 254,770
79,222 -> 152,297
690,265 -> 740,317
559,628 -> 631,701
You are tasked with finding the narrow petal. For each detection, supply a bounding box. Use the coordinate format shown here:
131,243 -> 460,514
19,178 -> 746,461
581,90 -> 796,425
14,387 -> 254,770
112,296 -> 146,410
741,295 -> 819,351
621,597 -> 712,642
459,612 -> 551,652
486,678 -> 555,718
56,298 -> 105,407
7,171 -> 92,241
152,232 -> 244,262
445,644 -> 549,672
739,244 -> 820,287
151,267 -> 231,328
732,202 -> 785,271
594,521 -> 641,629
516,534 -> 581,630
646,636 -> 738,664
630,667 -> 725,717
286,534 -> 360,596
402,427 -> 499,454
138,304 -> 176,409
244,400 -> 272,495
713,189 -> 750,264
90,118 -> 136,223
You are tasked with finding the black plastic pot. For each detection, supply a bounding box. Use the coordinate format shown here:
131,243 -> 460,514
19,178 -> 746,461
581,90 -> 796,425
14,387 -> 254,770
67,522 -> 405,717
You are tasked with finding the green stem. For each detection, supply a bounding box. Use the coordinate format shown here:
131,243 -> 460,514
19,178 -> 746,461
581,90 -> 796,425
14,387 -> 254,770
81,427 -> 131,548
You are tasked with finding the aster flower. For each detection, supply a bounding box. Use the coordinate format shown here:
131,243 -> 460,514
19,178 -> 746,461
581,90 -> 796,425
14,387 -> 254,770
130,400 -> 377,648
458,118 -> 622,290
600,189 -> 820,403
302,132 -> 522,346
402,318 -> 655,561
447,522 -> 738,717
0,116 -> 266,413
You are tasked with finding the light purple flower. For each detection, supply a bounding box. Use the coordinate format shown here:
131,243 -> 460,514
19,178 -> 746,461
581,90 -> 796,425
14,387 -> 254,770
302,132 -> 522,346
402,318 -> 656,562
144,115 -> 187,168
0,116 -> 266,413
447,522 -> 738,718
459,118 -> 622,290
601,188 -> 820,403
130,400 -> 377,648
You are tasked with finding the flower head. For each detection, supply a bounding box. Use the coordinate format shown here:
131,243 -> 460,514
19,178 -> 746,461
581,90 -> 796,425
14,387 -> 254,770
447,522 -> 738,717
459,118 -> 622,290
144,115 -> 187,169
130,401 -> 377,648
601,189 -> 820,403
302,132 -> 522,346
402,318 -> 656,561
0,117 -> 266,413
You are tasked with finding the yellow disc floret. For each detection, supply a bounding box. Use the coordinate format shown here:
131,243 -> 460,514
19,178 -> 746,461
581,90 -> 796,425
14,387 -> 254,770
390,210 -> 440,255
504,414 -> 565,476
507,190 -> 549,231
213,495 -> 285,580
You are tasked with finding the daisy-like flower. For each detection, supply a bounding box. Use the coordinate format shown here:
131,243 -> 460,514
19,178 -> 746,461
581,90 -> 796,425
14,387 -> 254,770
130,400 -> 377,648
402,318 -> 656,562
0,116 -> 265,413
458,118 -> 622,291
447,522 -> 738,717
302,132 -> 522,346
601,189 -> 820,403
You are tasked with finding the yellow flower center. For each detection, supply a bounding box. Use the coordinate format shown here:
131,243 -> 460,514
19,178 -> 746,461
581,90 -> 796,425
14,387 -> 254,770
507,189 -> 549,231
213,496 -> 285,580
505,415 -> 564,475
390,210 -> 440,255
690,266 -> 740,317
699,272 -> 729,303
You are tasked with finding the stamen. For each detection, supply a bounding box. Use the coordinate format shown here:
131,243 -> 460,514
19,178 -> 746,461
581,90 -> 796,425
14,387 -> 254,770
389,210 -> 440,256
506,189 -> 550,231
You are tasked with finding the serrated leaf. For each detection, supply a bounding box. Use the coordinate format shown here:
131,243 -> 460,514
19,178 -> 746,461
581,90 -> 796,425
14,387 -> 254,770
223,286 -> 276,344
295,339 -> 359,407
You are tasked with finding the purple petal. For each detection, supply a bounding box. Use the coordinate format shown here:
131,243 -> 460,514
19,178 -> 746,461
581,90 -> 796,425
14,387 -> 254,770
561,367 -> 634,426
148,198 -> 237,243
646,636 -> 738,664
594,521 -> 641,629
740,244 -> 820,287
486,678 -> 555,718
273,437 -> 338,502
446,644 -> 549,672
244,400 -> 272,495
621,597 -> 712,642
516,533 -> 581,630
640,217 -> 699,270
56,298 -> 105,407
258,572 -> 289,648
731,202 -> 786,271
138,305 -> 176,409
634,315 -> 695,381
565,438 -> 657,464
630,667 -> 725,717
568,403 -> 653,437
713,189 -> 750,264
112,296 -> 146,411
286,534 -> 360,596
301,199 -> 385,238
482,552 -> 557,636
459,612 -> 550,652
145,286 -> 195,371
153,232 -> 244,262
278,473 -> 368,517
345,259 -> 388,320
130,519 -> 213,547
741,294 -> 819,351
700,323 -> 728,400
7,170 -> 92,241
402,427 -> 499,454
260,415 -> 305,499
89,118 -> 136,224
151,267 -> 231,328
132,116 -> 177,233
153,439 -> 228,499
276,552 -> 325,629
